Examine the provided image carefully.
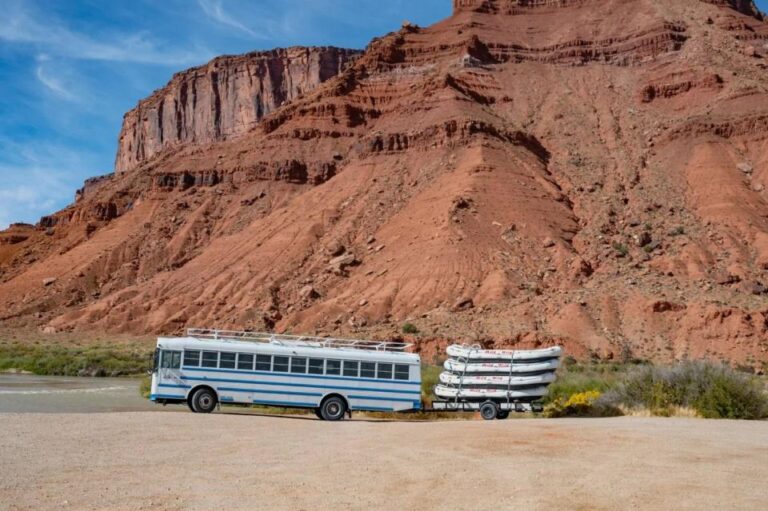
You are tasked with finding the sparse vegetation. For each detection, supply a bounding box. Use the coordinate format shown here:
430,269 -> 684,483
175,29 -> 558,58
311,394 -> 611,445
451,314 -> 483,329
670,226 -> 686,236
545,390 -> 622,418
401,322 -> 419,334
604,362 -> 768,419
0,342 -> 152,377
612,241 -> 629,257
546,360 -> 768,420
139,374 -> 152,398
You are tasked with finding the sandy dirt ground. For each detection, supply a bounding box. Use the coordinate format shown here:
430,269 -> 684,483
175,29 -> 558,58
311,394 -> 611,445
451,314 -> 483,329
0,412 -> 766,510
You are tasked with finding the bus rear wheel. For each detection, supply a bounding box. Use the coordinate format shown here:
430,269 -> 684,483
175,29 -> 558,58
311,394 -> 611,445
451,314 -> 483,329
320,396 -> 347,421
191,388 -> 217,414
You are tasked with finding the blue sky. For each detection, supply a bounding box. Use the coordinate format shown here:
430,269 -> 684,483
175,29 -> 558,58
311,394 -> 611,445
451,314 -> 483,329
0,0 -> 766,229
0,0 -> 451,229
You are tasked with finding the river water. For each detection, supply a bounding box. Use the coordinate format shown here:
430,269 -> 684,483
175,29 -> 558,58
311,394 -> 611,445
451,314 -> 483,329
0,373 -> 165,413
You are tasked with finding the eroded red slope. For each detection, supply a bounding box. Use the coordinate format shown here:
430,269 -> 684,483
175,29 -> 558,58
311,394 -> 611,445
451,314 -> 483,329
1,0 -> 767,365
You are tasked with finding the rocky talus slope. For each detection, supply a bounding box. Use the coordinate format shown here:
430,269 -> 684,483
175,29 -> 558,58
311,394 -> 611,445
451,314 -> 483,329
1,0 -> 767,366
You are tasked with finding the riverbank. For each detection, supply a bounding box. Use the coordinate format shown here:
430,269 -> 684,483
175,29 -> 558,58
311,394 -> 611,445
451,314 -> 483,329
1,413 -> 766,510
0,329 -> 153,377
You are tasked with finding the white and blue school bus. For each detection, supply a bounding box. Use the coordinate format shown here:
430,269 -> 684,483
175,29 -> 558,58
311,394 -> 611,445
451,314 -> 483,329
150,329 -> 422,420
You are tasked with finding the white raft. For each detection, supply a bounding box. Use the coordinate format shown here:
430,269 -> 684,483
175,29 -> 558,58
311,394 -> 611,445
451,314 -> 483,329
438,371 -> 556,386
434,384 -> 548,399
443,358 -> 560,374
446,344 -> 562,361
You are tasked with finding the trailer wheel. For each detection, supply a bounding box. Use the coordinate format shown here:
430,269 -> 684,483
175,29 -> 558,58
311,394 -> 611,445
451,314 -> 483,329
497,410 -> 510,420
320,396 -> 347,421
480,401 -> 498,421
191,387 -> 217,414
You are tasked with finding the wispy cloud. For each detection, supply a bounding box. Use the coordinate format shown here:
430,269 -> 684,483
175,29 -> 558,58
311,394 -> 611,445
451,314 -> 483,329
35,61 -> 78,102
0,137 -> 101,229
0,2 -> 211,66
196,0 -> 267,40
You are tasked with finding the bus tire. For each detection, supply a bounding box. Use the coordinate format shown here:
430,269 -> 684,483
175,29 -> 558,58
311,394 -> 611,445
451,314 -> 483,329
187,396 -> 197,413
191,387 -> 217,414
320,396 -> 347,421
497,410 -> 510,420
314,408 -> 324,420
480,401 -> 498,421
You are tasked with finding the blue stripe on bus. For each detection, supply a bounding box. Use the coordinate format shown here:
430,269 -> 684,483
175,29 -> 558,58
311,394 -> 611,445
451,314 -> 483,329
219,387 -> 322,397
150,393 -> 184,400
212,385 -> 414,404
347,394 -> 416,403
354,405 -> 395,412
158,383 -> 191,389
179,375 -> 421,396
253,398 -> 316,408
181,366 -> 420,386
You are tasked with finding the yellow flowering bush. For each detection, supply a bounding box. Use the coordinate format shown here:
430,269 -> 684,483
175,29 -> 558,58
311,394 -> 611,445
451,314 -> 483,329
545,390 -> 621,418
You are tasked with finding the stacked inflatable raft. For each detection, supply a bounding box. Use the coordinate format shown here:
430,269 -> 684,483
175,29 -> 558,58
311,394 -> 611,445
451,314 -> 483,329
434,344 -> 562,402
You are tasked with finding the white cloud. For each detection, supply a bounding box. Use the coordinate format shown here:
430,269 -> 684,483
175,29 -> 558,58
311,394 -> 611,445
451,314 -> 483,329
35,64 -> 79,102
0,3 -> 211,66
196,0 -> 267,40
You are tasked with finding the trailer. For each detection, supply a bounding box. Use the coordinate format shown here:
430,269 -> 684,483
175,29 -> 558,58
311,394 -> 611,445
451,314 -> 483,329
430,399 -> 545,420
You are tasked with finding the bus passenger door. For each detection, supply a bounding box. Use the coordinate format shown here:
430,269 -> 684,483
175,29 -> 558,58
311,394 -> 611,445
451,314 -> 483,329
159,350 -> 183,385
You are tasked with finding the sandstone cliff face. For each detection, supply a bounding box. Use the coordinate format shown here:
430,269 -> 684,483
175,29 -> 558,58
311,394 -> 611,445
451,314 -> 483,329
452,0 -> 763,18
2,0 -> 768,366
114,47 -> 360,173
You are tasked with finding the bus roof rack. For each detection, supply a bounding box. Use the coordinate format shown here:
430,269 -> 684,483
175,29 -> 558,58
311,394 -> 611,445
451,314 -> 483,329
186,328 -> 412,353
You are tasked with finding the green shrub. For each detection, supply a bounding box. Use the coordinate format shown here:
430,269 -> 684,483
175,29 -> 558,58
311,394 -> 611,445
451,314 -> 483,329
670,226 -> 686,236
545,373 -> 614,403
606,362 -> 768,419
0,343 -> 151,377
612,242 -> 629,257
402,323 -> 419,334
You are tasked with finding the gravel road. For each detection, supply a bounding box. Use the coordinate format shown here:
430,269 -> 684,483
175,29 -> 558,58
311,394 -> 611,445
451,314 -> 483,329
0,412 -> 766,510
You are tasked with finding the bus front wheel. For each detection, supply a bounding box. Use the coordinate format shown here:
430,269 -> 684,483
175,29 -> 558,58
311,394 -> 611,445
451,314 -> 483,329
320,396 -> 347,421
191,387 -> 217,414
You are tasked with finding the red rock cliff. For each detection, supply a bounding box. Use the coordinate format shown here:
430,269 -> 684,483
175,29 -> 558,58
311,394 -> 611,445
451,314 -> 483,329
114,46 -> 361,173
453,0 -> 762,17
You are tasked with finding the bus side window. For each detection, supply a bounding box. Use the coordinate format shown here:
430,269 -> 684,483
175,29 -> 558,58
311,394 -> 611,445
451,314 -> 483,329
360,362 -> 376,378
290,357 -> 307,374
161,350 -> 181,369
326,360 -> 341,375
394,364 -> 410,380
201,351 -> 219,368
308,358 -> 324,375
273,356 -> 289,373
343,360 -> 359,378
183,350 -> 200,367
220,352 -> 236,369
237,353 -> 254,371
377,363 -> 393,379
255,355 -> 272,371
